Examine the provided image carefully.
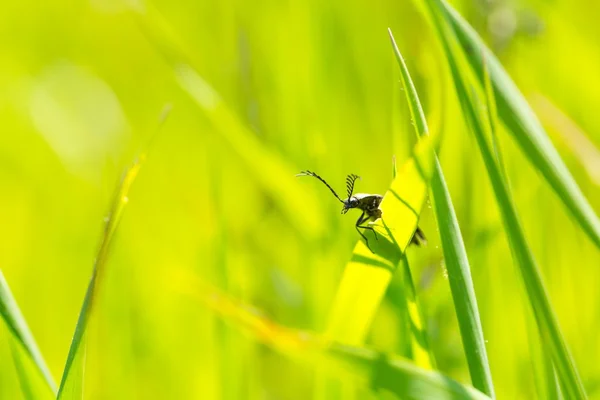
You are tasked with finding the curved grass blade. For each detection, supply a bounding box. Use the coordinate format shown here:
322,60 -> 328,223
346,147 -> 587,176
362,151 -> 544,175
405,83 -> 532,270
483,51 -> 563,400
10,341 -> 53,400
0,270 -> 57,396
172,269 -> 491,400
399,255 -> 436,368
325,134 -> 436,360
10,342 -> 36,400
388,29 -> 494,396
531,94 -> 600,187
131,6 -> 325,241
56,156 -> 145,399
390,157 -> 436,368
482,53 -> 503,175
330,344 -> 491,400
433,0 -> 600,249
527,318 -> 561,400
423,2 -> 587,397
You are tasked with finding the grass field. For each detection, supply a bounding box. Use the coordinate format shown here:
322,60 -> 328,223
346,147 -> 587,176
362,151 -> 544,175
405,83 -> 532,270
1,0 -> 600,398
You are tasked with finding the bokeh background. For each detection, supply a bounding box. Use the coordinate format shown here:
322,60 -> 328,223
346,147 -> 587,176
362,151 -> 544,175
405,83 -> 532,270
1,0 -> 599,398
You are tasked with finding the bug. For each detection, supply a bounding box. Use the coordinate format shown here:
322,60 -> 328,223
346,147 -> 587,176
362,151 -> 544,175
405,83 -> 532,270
297,170 -> 426,251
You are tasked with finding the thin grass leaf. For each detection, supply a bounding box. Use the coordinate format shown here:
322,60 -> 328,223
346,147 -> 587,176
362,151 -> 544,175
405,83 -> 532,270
131,6 -> 325,241
527,318 -> 561,400
9,340 -> 54,400
388,29 -> 494,396
482,54 -> 503,175
390,156 -> 436,368
423,2 -> 587,397
385,156 -> 413,363
399,256 -> 436,368
329,344 -> 490,400
483,46 -> 562,400
0,270 -> 56,396
531,94 -> 600,187
54,109 -> 171,399
171,269 -> 491,400
10,342 -> 35,400
433,0 -> 600,249
325,135 -> 436,356
56,157 -> 144,399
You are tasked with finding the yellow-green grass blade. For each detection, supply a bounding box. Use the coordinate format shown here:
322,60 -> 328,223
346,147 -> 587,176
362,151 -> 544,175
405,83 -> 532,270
325,135 -> 436,358
172,270 -> 491,400
399,256 -> 436,368
482,54 -> 504,177
10,342 -> 40,400
424,2 -> 587,397
388,29 -> 494,396
329,344 -> 490,400
433,0 -> 600,249
132,6 -> 325,241
483,47 -> 563,400
530,95 -> 600,187
56,158 -> 144,399
7,323 -> 55,400
527,318 -> 561,400
0,270 -> 56,397
390,158 -> 436,368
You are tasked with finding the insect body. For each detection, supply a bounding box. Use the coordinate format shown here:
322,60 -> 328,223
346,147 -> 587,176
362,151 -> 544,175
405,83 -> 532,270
297,170 -> 426,251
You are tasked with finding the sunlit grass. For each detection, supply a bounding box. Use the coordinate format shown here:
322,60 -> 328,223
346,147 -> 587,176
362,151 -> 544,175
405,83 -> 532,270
424,0 -> 588,396
0,0 -> 598,398
389,28 -> 493,397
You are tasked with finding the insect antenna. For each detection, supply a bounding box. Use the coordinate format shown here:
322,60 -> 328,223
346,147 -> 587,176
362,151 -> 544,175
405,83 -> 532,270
346,174 -> 360,198
296,170 -> 344,203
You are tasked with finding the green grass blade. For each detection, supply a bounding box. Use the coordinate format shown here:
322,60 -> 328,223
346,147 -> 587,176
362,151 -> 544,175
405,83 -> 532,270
531,95 -> 600,187
0,270 -> 57,396
435,0 -> 600,249
9,335 -> 55,400
482,54 -> 504,176
391,156 -> 436,368
423,2 -> 587,397
10,341 -> 36,400
56,158 -> 144,399
132,6 -> 325,241
174,65 -> 325,240
527,318 -> 561,400
398,255 -> 436,368
325,135 -> 436,362
173,271 -> 491,400
329,344 -> 491,400
483,47 -> 562,400
388,29 -> 494,396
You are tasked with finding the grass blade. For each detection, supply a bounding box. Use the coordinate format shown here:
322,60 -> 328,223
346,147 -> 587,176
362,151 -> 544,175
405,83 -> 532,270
390,157 -> 436,369
527,318 -> 561,400
172,269 -> 491,400
56,157 -> 144,399
435,0 -> 600,249
0,270 -> 56,396
388,29 -> 494,396
55,108 -> 171,399
330,344 -> 490,400
9,332 -> 55,400
132,6 -> 326,241
531,94 -> 600,187
398,256 -> 436,368
423,2 -> 587,397
325,134 -> 436,356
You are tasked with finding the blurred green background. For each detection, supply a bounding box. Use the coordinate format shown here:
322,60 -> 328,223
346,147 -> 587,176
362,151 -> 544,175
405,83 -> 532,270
1,0 -> 599,398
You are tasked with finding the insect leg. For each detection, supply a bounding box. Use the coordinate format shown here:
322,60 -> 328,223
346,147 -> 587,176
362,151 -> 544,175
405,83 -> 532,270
355,211 -> 372,250
358,210 -> 379,240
